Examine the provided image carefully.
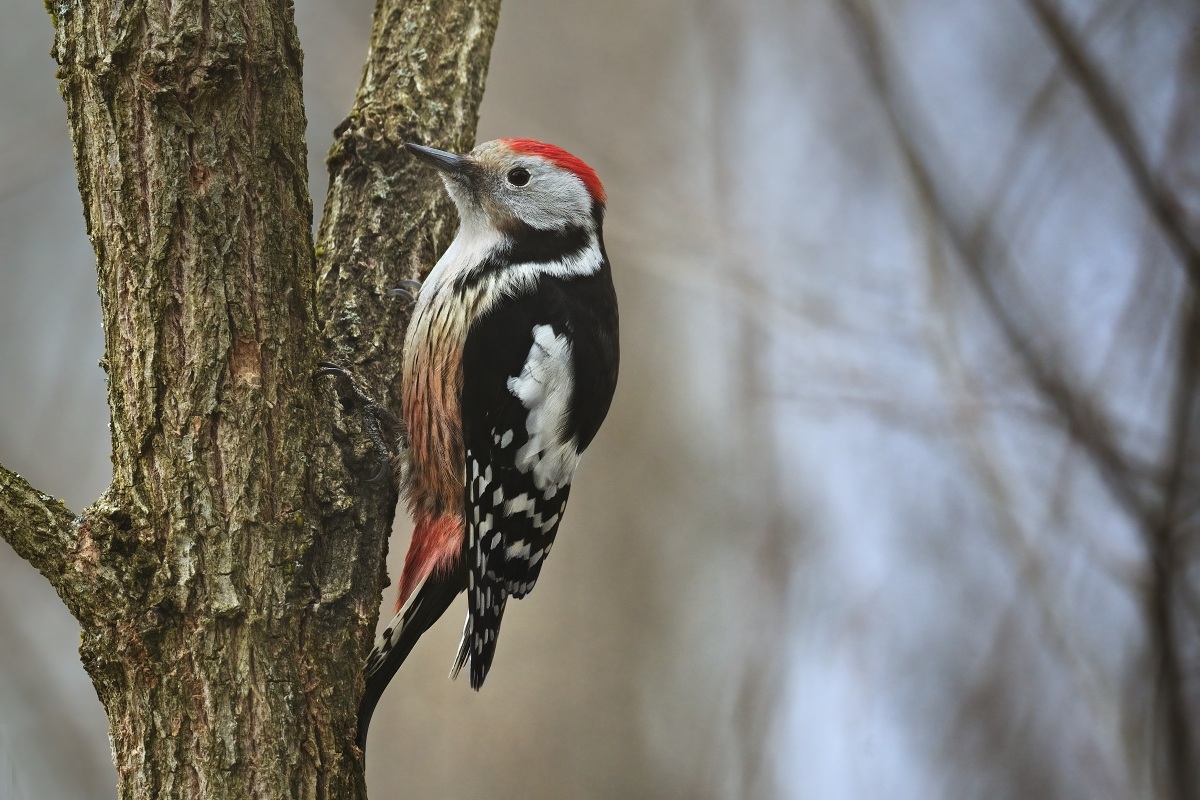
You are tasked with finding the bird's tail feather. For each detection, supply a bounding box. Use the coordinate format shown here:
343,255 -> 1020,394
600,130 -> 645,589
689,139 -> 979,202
357,569 -> 465,752
449,613 -> 471,681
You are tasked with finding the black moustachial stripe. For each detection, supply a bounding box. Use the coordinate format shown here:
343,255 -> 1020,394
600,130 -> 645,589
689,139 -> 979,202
456,223 -> 593,291
504,222 -> 591,264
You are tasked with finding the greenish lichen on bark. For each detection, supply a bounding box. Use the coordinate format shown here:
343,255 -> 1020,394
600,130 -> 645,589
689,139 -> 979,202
0,0 -> 501,797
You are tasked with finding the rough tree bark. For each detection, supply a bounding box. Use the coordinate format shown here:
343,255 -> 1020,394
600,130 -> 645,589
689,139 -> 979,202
0,0 -> 499,797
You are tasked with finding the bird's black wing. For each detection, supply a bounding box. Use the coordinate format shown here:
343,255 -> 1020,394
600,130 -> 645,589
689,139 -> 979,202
454,270 -> 618,689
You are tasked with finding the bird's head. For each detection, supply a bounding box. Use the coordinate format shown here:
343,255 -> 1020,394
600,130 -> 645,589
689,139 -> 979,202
405,138 -> 605,237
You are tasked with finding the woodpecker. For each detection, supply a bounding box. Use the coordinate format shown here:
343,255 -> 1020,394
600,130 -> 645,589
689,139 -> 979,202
354,138 -> 619,749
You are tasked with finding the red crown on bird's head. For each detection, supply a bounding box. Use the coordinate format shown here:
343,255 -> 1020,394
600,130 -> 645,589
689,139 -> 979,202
500,138 -> 606,205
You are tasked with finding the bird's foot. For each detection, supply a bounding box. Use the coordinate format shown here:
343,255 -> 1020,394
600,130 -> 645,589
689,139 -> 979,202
314,361 -> 400,483
385,279 -> 423,304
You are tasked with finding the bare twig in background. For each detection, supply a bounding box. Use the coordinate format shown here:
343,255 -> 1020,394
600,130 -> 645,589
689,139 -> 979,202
838,0 -> 1153,528
1023,0 -> 1200,288
838,0 -> 1200,797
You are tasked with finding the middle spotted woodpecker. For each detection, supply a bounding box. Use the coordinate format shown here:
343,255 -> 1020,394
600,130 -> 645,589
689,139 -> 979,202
353,139 -> 619,749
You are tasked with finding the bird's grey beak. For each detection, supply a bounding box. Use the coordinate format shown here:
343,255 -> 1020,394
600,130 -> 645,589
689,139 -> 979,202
405,142 -> 468,175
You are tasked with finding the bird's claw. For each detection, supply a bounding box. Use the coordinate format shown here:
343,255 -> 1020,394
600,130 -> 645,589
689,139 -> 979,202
314,360 -> 398,483
314,361 -> 351,380
385,279 -> 423,303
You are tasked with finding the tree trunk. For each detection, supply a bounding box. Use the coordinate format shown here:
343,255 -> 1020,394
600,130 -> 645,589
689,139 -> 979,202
0,0 -> 498,797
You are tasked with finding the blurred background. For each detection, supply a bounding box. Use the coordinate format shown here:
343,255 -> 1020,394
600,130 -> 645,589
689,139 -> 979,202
3,0 -> 1199,797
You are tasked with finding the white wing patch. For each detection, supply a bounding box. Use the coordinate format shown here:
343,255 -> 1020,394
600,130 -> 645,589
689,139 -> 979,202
507,325 -> 581,493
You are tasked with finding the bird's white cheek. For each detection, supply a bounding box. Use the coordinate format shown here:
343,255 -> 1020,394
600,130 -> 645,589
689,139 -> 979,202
509,179 -> 593,230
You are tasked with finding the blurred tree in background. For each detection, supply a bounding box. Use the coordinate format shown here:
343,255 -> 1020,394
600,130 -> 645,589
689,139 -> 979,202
1,0 -> 1197,798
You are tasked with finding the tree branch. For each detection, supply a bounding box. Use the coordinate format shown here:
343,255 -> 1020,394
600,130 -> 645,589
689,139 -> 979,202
313,0 -> 501,629
47,1 -> 374,795
0,463 -> 134,628
5,0 -> 502,794
838,2 -> 1200,796
0,462 -> 79,605
837,0 -> 1155,527
1147,287 -> 1200,800
318,0 -> 502,384
1023,0 -> 1200,288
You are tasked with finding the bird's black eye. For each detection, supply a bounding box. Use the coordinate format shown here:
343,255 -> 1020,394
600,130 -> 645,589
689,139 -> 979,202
507,167 -> 531,186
